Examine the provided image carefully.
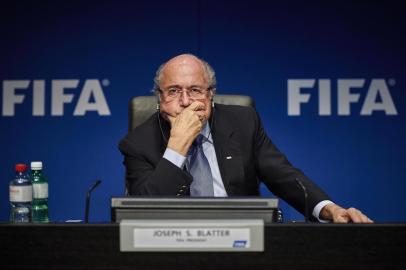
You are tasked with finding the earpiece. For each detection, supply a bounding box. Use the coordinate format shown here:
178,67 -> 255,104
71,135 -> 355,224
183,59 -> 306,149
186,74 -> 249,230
156,94 -> 161,111
157,112 -> 168,143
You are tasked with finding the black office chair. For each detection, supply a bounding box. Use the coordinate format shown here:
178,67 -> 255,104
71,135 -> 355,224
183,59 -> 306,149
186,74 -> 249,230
128,94 -> 255,131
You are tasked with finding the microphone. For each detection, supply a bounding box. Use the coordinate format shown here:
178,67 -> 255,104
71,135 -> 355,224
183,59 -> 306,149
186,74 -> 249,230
294,178 -> 309,223
85,180 -> 102,223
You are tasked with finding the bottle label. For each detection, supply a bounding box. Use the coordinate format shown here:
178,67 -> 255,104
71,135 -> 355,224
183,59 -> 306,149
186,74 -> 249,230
33,183 -> 48,199
9,185 -> 33,202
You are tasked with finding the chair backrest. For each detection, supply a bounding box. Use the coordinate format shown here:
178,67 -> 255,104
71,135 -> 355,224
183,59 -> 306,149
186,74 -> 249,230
128,94 -> 255,131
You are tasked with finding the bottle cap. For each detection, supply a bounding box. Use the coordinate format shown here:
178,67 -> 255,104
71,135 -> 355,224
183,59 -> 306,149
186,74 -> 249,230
30,161 -> 43,170
15,164 -> 27,172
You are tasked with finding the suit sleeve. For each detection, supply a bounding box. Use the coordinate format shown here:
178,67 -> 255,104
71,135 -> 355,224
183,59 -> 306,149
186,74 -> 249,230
251,109 -> 331,217
119,137 -> 193,196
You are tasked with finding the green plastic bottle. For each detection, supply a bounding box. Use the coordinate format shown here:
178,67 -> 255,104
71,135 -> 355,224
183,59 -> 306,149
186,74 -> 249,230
31,161 -> 49,223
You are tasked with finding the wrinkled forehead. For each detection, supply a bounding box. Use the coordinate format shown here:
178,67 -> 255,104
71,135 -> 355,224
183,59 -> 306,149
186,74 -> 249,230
160,57 -> 209,87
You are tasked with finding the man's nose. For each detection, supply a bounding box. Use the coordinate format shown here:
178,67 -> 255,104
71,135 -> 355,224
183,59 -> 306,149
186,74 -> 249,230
179,90 -> 192,107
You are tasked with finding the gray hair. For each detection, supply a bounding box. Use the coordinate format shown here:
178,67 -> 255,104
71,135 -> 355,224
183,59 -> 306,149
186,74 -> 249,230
152,54 -> 217,95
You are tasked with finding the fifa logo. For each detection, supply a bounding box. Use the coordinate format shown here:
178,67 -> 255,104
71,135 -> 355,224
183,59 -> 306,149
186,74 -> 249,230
287,79 -> 398,116
1,79 -> 111,116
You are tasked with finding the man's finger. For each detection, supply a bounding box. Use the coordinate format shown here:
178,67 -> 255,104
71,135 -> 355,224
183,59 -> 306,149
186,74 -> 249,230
358,212 -> 371,223
346,208 -> 361,223
332,207 -> 350,223
334,215 -> 349,223
348,212 -> 362,223
347,208 -> 371,223
188,101 -> 206,111
195,111 -> 206,122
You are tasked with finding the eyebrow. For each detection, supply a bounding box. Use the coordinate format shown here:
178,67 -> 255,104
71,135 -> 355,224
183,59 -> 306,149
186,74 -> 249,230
165,85 -> 182,89
165,84 -> 205,89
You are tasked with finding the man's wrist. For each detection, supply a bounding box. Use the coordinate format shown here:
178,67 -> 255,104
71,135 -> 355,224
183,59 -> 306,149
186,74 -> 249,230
313,200 -> 334,223
167,136 -> 192,156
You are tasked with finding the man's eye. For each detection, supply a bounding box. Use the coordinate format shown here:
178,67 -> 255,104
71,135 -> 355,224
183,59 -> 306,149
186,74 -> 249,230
191,88 -> 203,94
167,89 -> 178,95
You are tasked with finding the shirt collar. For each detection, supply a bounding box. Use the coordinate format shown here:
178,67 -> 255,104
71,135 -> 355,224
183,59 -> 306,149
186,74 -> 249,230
200,122 -> 213,144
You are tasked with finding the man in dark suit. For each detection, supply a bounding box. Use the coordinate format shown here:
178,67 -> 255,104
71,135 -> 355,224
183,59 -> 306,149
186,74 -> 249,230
119,54 -> 372,223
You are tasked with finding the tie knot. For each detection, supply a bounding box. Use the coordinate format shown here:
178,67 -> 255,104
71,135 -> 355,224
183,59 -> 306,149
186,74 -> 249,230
189,134 -> 205,156
196,134 -> 205,144
192,134 -> 205,147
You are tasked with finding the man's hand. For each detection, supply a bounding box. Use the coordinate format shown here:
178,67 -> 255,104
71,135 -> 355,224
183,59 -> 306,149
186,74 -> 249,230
166,101 -> 206,156
320,203 -> 373,223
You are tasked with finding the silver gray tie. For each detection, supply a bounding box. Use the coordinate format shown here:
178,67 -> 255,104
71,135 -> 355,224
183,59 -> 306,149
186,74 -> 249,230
188,134 -> 214,196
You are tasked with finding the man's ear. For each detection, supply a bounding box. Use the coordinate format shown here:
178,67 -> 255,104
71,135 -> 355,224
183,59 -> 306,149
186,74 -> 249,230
209,89 -> 215,107
209,88 -> 215,96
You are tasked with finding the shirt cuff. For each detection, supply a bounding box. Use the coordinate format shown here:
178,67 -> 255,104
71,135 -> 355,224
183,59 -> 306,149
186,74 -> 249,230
163,148 -> 187,168
313,200 -> 335,223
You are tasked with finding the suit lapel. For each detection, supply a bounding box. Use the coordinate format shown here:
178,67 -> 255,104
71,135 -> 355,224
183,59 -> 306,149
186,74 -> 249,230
211,105 -> 245,195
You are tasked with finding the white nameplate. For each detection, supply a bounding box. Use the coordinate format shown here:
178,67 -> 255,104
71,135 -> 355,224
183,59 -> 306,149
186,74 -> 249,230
120,219 -> 264,252
133,227 -> 250,248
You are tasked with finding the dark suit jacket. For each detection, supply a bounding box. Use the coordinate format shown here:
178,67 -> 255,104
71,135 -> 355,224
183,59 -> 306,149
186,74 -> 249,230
119,104 -> 331,217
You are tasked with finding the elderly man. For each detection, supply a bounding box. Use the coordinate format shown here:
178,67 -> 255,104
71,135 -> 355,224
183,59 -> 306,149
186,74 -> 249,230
119,54 -> 372,223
